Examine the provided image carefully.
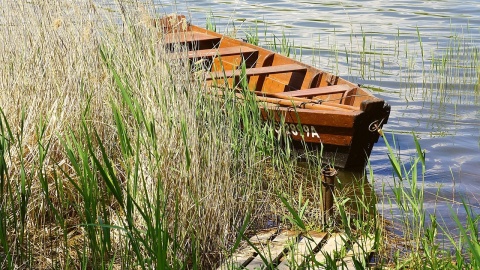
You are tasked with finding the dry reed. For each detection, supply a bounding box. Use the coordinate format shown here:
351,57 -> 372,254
0,1 -> 379,269
0,1 -> 283,268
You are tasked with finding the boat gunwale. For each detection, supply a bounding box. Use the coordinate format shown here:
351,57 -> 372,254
189,25 -> 378,105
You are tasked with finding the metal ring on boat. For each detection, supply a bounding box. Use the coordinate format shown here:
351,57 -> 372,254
368,120 -> 380,132
369,118 -> 385,132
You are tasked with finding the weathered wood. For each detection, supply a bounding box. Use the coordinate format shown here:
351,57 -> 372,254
245,230 -> 299,270
312,233 -> 348,267
322,168 -> 337,223
341,235 -> 375,270
216,230 -> 277,270
206,64 -> 307,80
282,84 -> 353,98
277,232 -> 327,270
217,249 -> 252,270
220,231 -> 376,269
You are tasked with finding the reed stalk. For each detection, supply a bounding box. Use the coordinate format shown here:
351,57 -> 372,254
2,2 -> 480,269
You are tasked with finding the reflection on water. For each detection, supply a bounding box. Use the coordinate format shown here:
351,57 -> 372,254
336,169 -> 376,213
155,0 -> 480,229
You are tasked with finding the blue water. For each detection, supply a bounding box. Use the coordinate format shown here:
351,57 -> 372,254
155,0 -> 480,231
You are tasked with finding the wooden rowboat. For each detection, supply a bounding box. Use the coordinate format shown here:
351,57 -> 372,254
157,15 -> 390,169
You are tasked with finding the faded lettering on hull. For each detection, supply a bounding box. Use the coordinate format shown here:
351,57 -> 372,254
274,122 -> 321,141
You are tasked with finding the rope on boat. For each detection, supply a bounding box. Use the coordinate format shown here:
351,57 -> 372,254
312,93 -> 372,103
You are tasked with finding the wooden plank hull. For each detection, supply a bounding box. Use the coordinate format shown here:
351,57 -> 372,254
158,15 -> 391,169
261,100 -> 390,168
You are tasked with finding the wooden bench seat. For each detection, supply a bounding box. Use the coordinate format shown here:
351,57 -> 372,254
281,84 -> 353,98
206,64 -> 307,80
187,46 -> 257,59
164,31 -> 221,45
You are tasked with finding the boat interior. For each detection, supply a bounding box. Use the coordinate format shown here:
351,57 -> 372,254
157,15 -> 379,112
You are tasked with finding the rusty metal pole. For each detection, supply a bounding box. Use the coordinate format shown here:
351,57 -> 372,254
322,167 -> 337,223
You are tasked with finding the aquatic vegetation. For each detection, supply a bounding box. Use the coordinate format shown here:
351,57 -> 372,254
1,1 -> 480,269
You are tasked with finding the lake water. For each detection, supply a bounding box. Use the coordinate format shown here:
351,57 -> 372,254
155,1 -> 480,231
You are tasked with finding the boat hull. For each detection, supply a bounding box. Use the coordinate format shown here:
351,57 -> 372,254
261,99 -> 390,169
157,15 -> 391,169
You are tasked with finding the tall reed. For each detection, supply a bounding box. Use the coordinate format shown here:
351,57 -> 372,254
0,1 -> 317,268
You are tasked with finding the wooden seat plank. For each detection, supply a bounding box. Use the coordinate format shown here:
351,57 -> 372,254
187,46 -> 257,59
164,31 -> 220,44
282,84 -> 353,98
206,64 -> 307,80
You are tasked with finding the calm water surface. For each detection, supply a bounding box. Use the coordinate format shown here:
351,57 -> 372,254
156,0 -> 480,229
